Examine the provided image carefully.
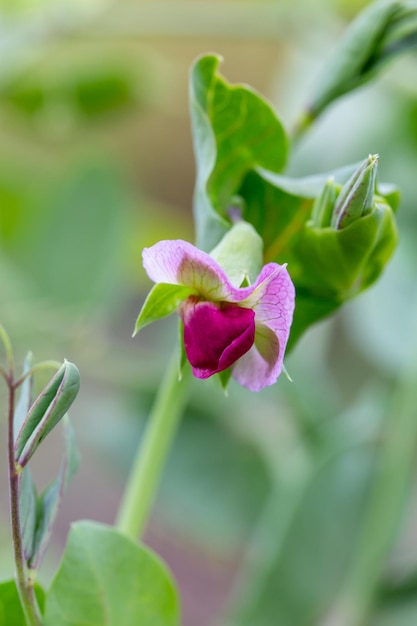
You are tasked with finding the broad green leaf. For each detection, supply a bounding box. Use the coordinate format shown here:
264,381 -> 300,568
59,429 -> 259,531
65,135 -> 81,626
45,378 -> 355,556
30,416 -> 80,569
44,521 -> 180,626
13,352 -> 33,440
134,283 -> 195,335
15,361 -> 80,465
190,54 -> 288,251
0,580 -> 44,626
297,0 -> 417,128
229,444 -> 376,626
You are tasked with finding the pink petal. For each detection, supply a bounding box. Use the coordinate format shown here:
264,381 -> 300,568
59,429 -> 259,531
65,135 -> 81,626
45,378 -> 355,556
233,264 -> 295,391
179,298 -> 255,379
142,240 -> 230,300
142,240 -> 290,304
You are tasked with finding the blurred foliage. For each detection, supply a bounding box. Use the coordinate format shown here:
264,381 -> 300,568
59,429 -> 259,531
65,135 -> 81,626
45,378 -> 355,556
1,1 -> 417,626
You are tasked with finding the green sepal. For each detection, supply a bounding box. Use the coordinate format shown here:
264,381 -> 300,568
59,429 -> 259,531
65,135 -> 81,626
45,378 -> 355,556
218,368 -> 232,393
210,221 -> 264,287
310,177 -> 336,228
177,319 -> 187,380
14,361 -> 80,466
288,199 -> 398,347
134,283 -> 196,336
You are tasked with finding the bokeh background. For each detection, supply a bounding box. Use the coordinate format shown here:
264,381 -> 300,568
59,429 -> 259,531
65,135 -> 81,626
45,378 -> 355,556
1,1 -> 417,625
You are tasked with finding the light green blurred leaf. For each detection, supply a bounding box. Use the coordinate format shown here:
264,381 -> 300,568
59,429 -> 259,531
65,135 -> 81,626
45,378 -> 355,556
44,521 -> 180,626
159,411 -> 271,550
11,162 -> 132,312
229,444 -> 376,626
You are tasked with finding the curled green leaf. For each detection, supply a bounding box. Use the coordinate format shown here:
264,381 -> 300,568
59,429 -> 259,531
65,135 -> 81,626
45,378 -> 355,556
14,360 -> 80,466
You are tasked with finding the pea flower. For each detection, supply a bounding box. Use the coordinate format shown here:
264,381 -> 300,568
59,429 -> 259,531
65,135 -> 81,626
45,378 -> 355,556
135,236 -> 295,392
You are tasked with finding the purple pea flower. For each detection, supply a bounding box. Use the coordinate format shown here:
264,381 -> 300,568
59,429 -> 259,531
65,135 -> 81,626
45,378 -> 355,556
141,239 -> 295,392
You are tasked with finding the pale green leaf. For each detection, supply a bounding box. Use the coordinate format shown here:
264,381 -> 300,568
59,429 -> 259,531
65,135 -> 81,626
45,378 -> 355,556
44,521 -> 180,626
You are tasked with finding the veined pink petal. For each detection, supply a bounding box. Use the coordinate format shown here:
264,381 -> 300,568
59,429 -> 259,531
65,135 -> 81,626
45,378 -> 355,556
232,265 -> 295,391
142,240 -> 229,300
179,298 -> 255,379
143,240 -> 290,304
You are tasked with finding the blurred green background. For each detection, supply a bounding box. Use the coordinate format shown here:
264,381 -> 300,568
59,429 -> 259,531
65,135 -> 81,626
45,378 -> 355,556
1,1 -> 417,625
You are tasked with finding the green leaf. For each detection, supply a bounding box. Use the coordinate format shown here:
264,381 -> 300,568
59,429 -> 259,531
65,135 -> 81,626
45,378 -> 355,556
13,352 -> 33,440
44,521 -> 180,626
19,465 -> 37,562
30,416 -> 80,569
300,0 -> 417,125
0,580 -> 45,626
15,361 -> 80,465
190,54 -> 288,251
134,283 -> 196,335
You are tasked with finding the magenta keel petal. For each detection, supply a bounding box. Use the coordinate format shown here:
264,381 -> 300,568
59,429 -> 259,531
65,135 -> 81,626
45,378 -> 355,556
180,299 -> 255,378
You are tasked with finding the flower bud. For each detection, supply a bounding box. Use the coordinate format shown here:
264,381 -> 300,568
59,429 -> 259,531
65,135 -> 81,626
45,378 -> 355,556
310,177 -> 337,228
331,154 -> 378,230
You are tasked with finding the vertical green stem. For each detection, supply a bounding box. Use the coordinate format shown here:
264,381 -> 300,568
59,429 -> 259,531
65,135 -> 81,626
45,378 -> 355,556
116,355 -> 191,540
4,364 -> 42,625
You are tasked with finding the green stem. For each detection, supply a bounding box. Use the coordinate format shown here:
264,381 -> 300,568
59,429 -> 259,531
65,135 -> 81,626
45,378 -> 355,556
116,355 -> 191,540
7,375 -> 42,625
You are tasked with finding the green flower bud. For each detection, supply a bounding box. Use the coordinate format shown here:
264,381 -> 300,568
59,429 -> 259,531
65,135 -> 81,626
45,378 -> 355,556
310,177 -> 337,228
331,154 -> 378,230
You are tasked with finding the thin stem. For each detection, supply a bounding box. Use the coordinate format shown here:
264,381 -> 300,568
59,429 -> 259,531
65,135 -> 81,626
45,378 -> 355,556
116,354 -> 191,540
7,380 -> 42,626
